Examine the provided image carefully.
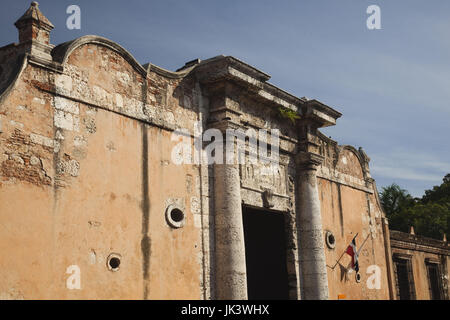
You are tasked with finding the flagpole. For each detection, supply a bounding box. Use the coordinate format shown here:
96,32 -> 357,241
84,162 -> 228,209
356,233 -> 371,256
328,250 -> 347,270
327,233 -> 358,270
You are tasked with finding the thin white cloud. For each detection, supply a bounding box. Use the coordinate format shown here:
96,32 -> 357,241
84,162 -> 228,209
371,165 -> 444,182
370,150 -> 450,183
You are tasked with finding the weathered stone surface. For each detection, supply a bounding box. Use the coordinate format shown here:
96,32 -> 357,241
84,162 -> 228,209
296,152 -> 329,300
213,162 -> 247,300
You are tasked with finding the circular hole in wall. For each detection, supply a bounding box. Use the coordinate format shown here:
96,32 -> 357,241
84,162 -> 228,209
325,231 -> 336,249
170,208 -> 184,223
166,205 -> 186,228
107,254 -> 121,272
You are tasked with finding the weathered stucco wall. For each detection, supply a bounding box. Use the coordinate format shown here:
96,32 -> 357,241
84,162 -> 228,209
0,40 -> 203,299
318,147 -> 391,299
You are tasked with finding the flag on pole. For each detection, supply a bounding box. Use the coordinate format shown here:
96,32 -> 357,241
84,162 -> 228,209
345,235 -> 359,272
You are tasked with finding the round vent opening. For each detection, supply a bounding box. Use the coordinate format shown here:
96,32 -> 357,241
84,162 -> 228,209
107,254 -> 121,272
165,205 -> 186,228
325,231 -> 336,249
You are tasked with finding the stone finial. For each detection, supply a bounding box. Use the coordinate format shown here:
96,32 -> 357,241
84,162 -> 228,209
409,226 -> 415,235
14,2 -> 54,60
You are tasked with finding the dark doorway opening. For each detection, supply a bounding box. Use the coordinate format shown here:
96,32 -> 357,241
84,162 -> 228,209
426,262 -> 443,300
394,257 -> 416,300
242,206 -> 289,300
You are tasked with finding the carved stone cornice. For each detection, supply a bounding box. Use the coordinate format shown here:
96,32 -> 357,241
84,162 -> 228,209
300,99 -> 342,128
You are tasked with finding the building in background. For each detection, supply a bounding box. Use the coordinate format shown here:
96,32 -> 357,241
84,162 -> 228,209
0,2 -> 448,300
390,229 -> 449,300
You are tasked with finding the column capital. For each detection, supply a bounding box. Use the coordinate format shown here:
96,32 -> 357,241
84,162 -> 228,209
295,151 -> 324,171
207,119 -> 242,133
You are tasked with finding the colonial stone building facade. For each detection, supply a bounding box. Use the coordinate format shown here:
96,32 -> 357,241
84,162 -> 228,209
0,3 -> 448,300
390,230 -> 449,300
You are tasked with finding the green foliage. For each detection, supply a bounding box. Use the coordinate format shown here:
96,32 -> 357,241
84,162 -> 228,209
380,174 -> 450,240
422,173 -> 450,204
277,106 -> 300,124
379,183 -> 415,215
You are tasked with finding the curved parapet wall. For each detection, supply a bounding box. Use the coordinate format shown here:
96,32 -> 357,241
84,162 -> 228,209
52,35 -> 197,80
52,35 -> 148,77
317,132 -> 371,192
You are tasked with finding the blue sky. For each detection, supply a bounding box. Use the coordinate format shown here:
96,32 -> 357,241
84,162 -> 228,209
1,1 -> 449,197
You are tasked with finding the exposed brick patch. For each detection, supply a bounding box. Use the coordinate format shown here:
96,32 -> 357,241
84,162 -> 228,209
1,155 -> 51,186
30,79 -> 54,92
1,129 -> 52,186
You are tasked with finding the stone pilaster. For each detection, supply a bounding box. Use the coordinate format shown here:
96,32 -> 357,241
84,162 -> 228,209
296,151 -> 329,300
213,121 -> 248,300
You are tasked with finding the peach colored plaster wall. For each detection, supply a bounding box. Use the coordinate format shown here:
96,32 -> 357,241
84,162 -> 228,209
319,149 -> 391,300
0,43 -> 202,299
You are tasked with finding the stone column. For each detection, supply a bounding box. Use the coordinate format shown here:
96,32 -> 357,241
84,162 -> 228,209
213,158 -> 248,299
200,82 -> 248,299
296,151 -> 329,300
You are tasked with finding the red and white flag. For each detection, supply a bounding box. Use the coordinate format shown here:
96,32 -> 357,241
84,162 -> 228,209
345,235 -> 359,272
